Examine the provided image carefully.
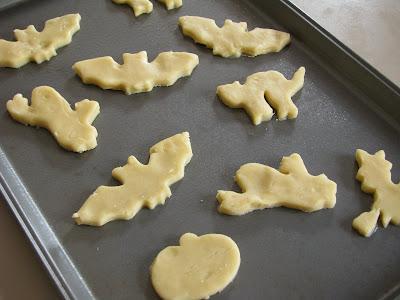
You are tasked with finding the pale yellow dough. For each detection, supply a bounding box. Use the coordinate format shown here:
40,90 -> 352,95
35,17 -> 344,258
352,149 -> 400,237
72,132 -> 192,226
73,51 -> 199,95
352,209 -> 380,238
179,16 -> 290,58
158,0 -> 182,10
112,0 -> 153,16
6,86 -> 99,153
151,233 -> 240,300
0,14 -> 81,68
217,153 -> 337,215
217,67 -> 305,125
112,0 -> 181,16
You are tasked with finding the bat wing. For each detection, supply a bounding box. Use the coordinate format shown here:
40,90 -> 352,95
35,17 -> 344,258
73,51 -> 199,94
0,14 -> 81,68
73,133 -> 193,226
179,16 -> 290,57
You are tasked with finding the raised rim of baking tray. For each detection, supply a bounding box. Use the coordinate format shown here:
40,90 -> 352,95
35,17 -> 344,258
0,150 -> 92,299
260,0 -> 400,124
0,0 -> 399,299
0,0 -> 30,11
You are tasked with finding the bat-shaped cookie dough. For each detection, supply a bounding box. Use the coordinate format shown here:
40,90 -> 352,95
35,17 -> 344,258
112,0 -> 182,16
73,132 -> 193,226
0,14 -> 81,68
179,16 -> 290,57
73,51 -> 199,95
6,86 -> 100,153
352,149 -> 400,237
217,67 -> 305,125
217,154 -> 337,216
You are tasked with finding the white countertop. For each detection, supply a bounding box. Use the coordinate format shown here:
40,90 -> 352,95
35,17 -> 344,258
292,0 -> 400,87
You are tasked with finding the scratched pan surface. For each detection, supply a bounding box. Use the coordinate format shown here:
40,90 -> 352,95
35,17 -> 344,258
0,0 -> 399,299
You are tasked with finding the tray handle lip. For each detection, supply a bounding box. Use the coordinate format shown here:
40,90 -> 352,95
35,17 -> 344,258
378,282 -> 400,300
281,3 -> 400,297
0,148 -> 94,300
280,0 -> 400,95
254,0 -> 400,127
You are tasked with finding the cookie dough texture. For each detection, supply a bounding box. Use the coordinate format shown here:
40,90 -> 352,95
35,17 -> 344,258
0,14 -> 81,68
73,132 -> 192,226
352,209 -> 380,238
112,0 -> 181,16
6,86 -> 99,153
151,233 -> 240,300
217,67 -> 305,125
158,0 -> 182,10
73,51 -> 199,95
112,0 -> 153,16
217,153 -> 337,215
179,16 -> 290,58
352,149 -> 400,237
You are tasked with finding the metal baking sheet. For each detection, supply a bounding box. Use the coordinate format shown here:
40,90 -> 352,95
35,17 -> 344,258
0,0 -> 29,10
1,0 -> 399,299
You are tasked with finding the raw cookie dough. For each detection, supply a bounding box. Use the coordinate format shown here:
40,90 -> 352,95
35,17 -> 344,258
158,0 -> 182,10
217,153 -> 337,215
0,14 -> 81,68
112,0 -> 181,16
73,51 -> 199,95
217,67 -> 305,125
112,0 -> 153,17
73,132 -> 192,226
6,86 -> 99,153
179,16 -> 290,57
352,149 -> 400,237
151,233 -> 240,300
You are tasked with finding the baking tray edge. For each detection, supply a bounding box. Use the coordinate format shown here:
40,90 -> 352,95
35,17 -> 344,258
0,0 -> 399,299
0,147 -> 94,300
257,0 -> 400,126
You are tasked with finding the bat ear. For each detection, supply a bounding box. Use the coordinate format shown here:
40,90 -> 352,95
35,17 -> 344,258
75,100 -> 100,124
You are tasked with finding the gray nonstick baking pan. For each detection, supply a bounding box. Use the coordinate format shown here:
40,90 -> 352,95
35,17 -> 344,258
0,0 -> 399,299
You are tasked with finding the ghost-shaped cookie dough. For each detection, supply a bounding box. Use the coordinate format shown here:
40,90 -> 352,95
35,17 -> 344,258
6,86 -> 99,153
